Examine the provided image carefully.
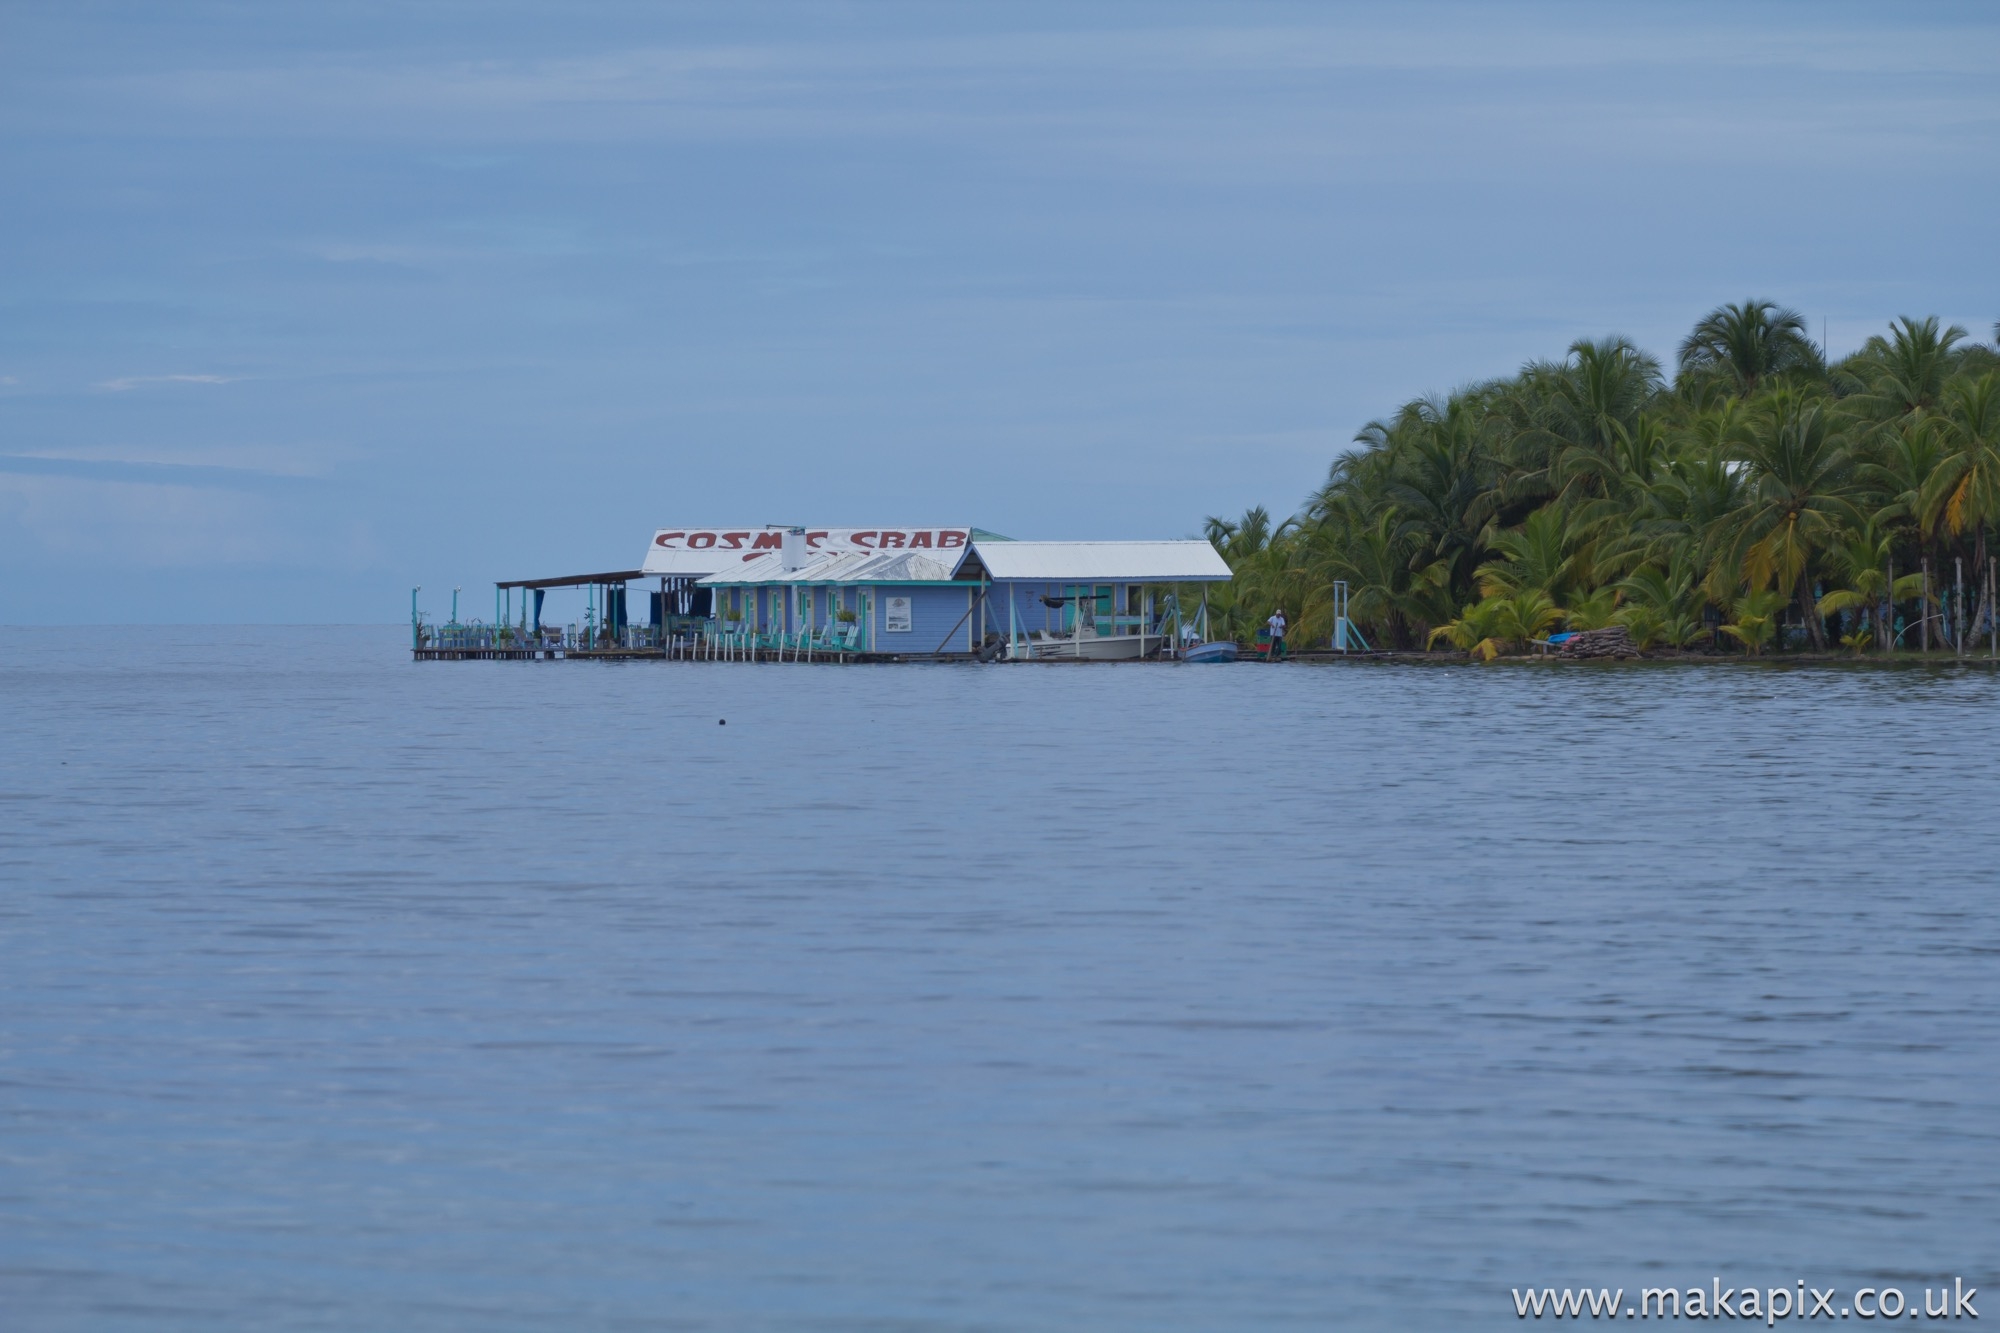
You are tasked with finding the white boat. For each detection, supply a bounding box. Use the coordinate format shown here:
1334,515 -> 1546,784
1029,629 -> 1165,660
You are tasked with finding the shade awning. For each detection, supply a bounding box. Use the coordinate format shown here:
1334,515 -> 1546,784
495,569 -> 647,590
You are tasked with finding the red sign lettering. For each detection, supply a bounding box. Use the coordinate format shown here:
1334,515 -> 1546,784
650,528 -> 971,563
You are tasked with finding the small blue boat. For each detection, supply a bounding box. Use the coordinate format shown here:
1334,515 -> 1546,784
1183,640 -> 1238,664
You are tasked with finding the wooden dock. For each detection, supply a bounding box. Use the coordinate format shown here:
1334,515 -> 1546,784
413,645 -> 967,664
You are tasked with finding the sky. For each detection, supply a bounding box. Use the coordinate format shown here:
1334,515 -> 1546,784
1,1 -> 1996,623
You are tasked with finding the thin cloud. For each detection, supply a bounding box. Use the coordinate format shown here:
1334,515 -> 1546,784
0,471 -> 282,565
96,373 -> 241,392
0,453 -> 322,493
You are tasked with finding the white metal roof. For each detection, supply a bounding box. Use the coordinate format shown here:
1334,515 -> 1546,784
698,549 -> 963,586
971,540 -> 1232,583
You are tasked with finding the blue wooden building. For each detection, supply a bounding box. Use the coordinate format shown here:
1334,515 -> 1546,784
697,529 -> 1232,659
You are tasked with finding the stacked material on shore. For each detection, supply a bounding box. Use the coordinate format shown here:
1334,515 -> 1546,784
1557,625 -> 1641,659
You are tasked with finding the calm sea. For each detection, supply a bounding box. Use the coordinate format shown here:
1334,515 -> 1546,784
4,626 -> 1997,1330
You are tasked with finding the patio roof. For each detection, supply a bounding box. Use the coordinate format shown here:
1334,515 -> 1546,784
494,569 -> 647,590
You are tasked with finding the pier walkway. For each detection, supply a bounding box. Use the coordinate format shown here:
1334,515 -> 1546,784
413,623 -> 973,664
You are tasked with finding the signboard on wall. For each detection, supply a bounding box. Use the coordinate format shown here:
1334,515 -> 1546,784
884,596 -> 912,633
642,527 -> 970,576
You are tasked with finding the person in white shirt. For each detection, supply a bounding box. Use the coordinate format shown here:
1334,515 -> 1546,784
1266,607 -> 1287,660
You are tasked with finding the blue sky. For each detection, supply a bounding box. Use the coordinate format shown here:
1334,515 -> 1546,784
2,1 -> 1996,623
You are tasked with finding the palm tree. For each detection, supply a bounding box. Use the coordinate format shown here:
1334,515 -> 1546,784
1615,600 -> 1707,650
1205,505 -> 1315,642
1720,589 -> 1788,655
1860,416 -> 1952,545
1430,597 -> 1509,661
1428,590 -> 1562,660
1499,338 -> 1665,508
1221,306 -> 1988,664
1716,388 -> 1859,649
1204,506 -> 1272,559
1926,371 -> 2000,545
1493,590 -> 1565,649
1677,300 -> 1821,396
1616,554 -> 1706,648
1306,505 -> 1443,650
1813,518 -> 1910,652
1839,315 -> 1969,421
1616,406 -> 1750,605
1476,504 -> 1585,603
1370,392 -> 1502,607
1920,371 -> 2000,646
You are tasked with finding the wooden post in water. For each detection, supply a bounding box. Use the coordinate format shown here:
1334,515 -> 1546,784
1956,557 -> 1966,657
1885,555 -> 1894,653
1921,559 -> 1930,652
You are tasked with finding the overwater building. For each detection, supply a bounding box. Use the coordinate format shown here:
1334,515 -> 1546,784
457,524 -> 1232,660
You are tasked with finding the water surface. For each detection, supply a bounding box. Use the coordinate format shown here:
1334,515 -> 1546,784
4,627 -> 1997,1329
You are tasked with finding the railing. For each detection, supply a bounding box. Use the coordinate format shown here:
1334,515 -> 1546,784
415,621 -> 686,652
412,618 -> 877,659
417,622 -> 568,652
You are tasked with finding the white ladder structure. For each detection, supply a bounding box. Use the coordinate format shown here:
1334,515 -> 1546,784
1331,580 -> 1371,652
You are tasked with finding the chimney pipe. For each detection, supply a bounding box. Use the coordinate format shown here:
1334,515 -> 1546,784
780,527 -> 806,571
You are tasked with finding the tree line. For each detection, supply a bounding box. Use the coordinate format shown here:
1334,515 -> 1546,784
1200,303 -> 2000,657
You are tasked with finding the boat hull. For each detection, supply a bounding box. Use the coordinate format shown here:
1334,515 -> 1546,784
1030,633 -> 1162,661
1182,640 -> 1238,663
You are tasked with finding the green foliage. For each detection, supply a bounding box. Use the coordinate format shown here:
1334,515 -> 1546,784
1720,589 -> 1789,655
1426,590 -> 1563,660
1479,504 -> 1584,602
1203,303 -> 2000,658
1615,603 -> 1666,650
1677,300 -> 1821,396
1429,598 -> 1509,661
1564,587 -> 1620,632
1494,590 -> 1566,647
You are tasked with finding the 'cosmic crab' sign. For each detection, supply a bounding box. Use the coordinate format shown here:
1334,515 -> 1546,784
641,528 -> 970,574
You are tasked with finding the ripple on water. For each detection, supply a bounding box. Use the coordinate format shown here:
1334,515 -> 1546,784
2,626 -> 1997,1330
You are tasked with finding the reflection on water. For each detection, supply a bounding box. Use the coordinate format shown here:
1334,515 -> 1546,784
4,627 -> 1997,1330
